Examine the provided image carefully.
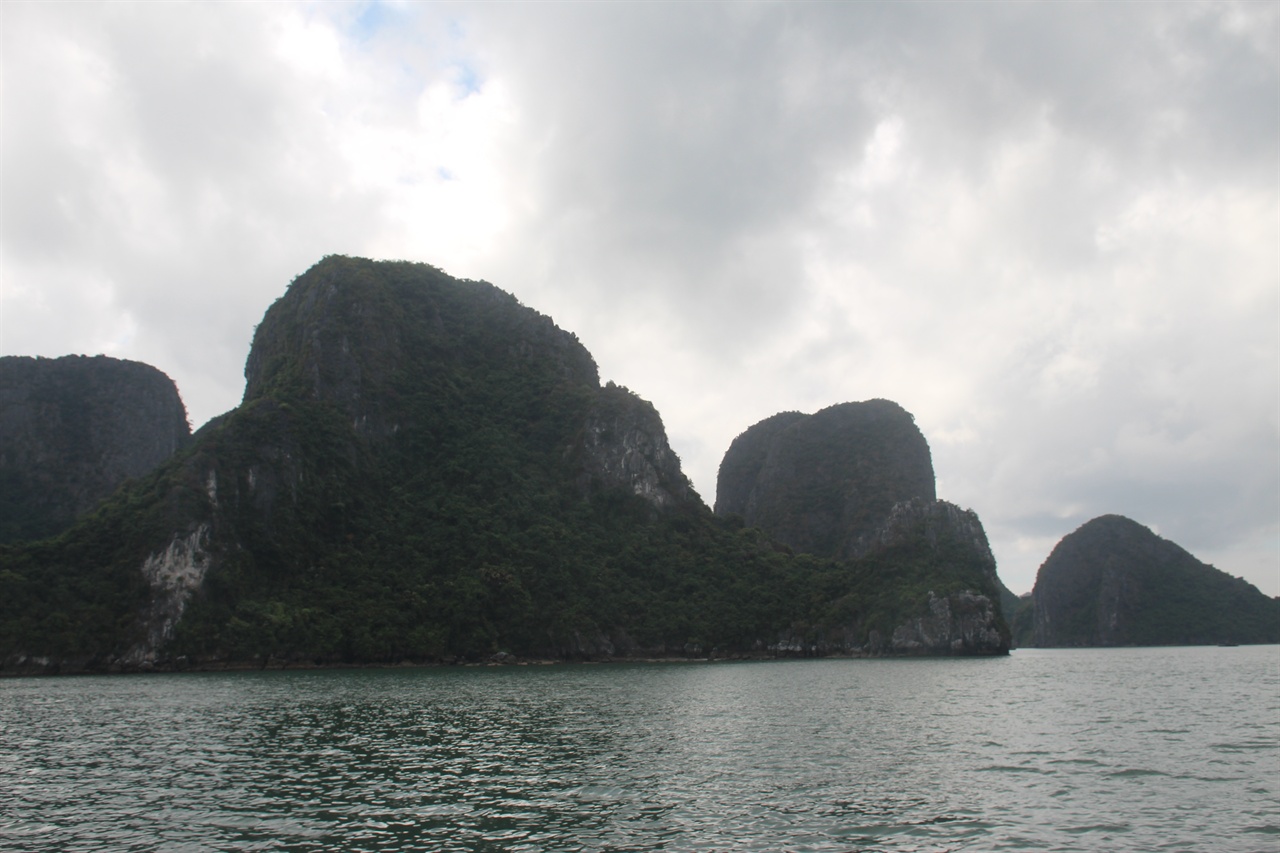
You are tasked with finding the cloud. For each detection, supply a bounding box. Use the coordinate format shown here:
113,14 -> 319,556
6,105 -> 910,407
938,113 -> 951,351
3,1 -> 1276,597
3,3 -> 393,413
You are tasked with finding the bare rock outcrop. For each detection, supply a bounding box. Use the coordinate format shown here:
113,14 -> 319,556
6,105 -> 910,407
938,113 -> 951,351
865,497 -> 1009,655
0,355 -> 190,542
578,383 -> 695,508
715,400 -> 935,560
717,401 -> 1009,656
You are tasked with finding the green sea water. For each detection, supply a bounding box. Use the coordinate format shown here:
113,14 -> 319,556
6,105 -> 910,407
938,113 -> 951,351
2,646 -> 1277,852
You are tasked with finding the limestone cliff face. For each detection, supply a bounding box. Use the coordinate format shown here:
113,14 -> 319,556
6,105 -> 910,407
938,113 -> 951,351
243,258 -> 600,440
578,383 -> 695,508
715,400 -> 936,560
239,257 -> 691,512
868,498 -> 1008,655
743,488 -> 1010,657
717,400 -> 1008,656
123,523 -> 214,666
93,257 -> 700,667
870,497 -> 996,568
714,411 -> 806,516
0,355 -> 190,542
1030,514 -> 1279,647
883,590 -> 1007,655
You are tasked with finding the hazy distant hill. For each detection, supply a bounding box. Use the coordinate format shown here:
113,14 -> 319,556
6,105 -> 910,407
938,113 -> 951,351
0,257 -> 1008,673
0,355 -> 190,543
1028,514 -> 1278,646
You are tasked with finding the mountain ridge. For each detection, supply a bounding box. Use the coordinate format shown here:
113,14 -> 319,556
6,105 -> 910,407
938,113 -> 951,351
2,256 -> 1009,672
1021,514 -> 1278,647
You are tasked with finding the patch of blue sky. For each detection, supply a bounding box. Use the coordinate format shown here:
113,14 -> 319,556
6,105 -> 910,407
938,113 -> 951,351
348,0 -> 400,44
440,13 -> 483,98
338,3 -> 484,100
449,61 -> 482,98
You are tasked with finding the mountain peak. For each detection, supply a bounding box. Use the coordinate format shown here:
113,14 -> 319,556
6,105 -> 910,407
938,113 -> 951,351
1029,514 -> 1278,646
715,399 -> 936,560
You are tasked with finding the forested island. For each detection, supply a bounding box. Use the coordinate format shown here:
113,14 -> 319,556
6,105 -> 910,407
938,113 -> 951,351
1,257 -> 1273,674
1011,514 -> 1278,647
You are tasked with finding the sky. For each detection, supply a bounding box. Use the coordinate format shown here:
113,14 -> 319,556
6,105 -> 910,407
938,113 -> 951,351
3,1 -> 1277,597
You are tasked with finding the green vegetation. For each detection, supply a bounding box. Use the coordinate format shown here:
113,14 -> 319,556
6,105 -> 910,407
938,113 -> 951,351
0,257 -> 1009,671
0,457 -> 191,662
1028,515 -> 1279,647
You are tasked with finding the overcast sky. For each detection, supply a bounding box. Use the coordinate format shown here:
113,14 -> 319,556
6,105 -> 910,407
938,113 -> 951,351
3,1 -> 1277,596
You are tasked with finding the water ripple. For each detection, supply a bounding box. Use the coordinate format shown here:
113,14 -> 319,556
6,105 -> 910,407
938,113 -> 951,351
1,646 -> 1276,852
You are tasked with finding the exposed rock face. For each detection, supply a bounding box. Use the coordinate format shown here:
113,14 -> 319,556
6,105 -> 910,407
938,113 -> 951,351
240,257 -> 690,512
747,494 -> 1008,653
243,260 -> 600,439
124,524 -> 213,666
1030,514 -> 1279,646
717,403 -> 1008,656
112,257 -> 697,666
871,497 -> 994,566
715,411 -> 806,514
867,497 -> 1009,655
715,400 -> 935,560
0,355 -> 190,542
579,383 -> 695,507
885,590 -> 1007,655
769,585 -> 1008,657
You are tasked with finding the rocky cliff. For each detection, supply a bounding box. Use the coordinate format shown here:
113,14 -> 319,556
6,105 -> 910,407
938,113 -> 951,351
1,257 -> 1010,672
242,263 -> 601,439
578,382 -> 695,508
238,260 -> 689,512
1029,514 -> 1279,646
840,497 -> 1009,655
762,498 -> 1010,656
715,400 -> 936,560
0,258 -> 724,672
714,410 -> 806,515
0,355 -> 190,543
869,498 -> 1009,654
717,403 -> 1008,655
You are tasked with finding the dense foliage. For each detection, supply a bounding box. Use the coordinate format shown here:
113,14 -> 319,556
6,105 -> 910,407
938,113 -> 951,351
0,257 -> 1008,671
1029,515 -> 1279,647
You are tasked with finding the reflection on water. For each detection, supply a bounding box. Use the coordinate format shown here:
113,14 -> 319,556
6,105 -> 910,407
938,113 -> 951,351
1,647 -> 1277,851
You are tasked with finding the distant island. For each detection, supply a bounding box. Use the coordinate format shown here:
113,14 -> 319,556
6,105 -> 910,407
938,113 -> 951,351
1011,514 -> 1278,647
1,257 -> 1273,674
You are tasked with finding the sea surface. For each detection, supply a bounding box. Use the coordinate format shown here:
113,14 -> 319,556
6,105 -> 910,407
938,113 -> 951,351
1,646 -> 1276,852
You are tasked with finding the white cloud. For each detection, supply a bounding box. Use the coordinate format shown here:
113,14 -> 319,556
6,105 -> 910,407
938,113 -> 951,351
2,0 -> 1275,598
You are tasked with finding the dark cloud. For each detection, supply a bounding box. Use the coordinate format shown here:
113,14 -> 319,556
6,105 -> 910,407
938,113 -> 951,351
2,2 -> 393,415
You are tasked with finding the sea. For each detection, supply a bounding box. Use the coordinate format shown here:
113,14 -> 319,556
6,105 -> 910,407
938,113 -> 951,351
1,646 -> 1276,852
